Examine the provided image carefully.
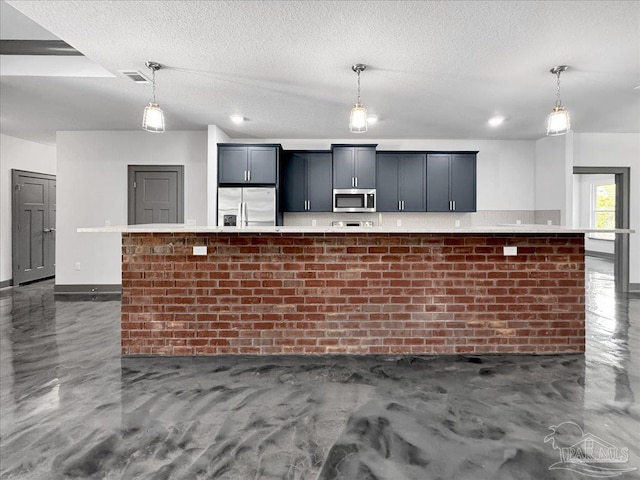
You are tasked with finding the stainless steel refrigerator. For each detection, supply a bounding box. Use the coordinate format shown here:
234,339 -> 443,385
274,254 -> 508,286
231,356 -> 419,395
217,187 -> 276,227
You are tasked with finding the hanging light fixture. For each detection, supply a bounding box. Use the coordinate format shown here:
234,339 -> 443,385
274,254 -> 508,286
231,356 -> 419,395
349,63 -> 368,133
546,65 -> 570,136
142,61 -> 165,133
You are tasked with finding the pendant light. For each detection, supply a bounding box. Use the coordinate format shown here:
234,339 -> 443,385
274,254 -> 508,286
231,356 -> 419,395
546,65 -> 570,136
349,63 -> 368,133
142,61 -> 165,133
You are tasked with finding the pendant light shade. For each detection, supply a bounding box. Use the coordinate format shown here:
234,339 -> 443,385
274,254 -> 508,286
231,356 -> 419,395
142,102 -> 165,132
142,62 -> 165,133
546,66 -> 570,136
349,64 -> 368,133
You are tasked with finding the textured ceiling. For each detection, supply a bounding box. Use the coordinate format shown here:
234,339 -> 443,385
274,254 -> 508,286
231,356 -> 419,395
1,0 -> 639,145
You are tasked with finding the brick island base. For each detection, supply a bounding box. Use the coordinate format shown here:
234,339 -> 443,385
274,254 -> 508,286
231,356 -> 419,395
121,233 -> 585,356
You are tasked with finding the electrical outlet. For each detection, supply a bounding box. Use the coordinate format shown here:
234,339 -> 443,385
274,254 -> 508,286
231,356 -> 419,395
503,246 -> 518,256
516,220 -> 522,225
75,262 -> 81,271
396,219 -> 402,227
311,219 -> 317,227
193,246 -> 207,256
455,220 -> 461,227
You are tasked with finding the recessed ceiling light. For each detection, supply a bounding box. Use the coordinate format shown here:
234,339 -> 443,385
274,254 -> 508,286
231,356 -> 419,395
366,115 -> 378,124
230,115 -> 245,124
488,116 -> 505,127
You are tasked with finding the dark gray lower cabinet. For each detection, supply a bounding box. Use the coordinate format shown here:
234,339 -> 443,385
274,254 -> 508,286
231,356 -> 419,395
376,153 -> 426,211
426,153 -> 476,212
281,152 -> 332,212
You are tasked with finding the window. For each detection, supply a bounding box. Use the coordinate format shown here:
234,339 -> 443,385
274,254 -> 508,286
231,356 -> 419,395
589,183 -> 615,240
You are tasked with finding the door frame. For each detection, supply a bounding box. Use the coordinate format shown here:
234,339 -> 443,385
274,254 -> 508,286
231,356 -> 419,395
573,166 -> 630,293
127,165 -> 184,225
12,169 -> 56,285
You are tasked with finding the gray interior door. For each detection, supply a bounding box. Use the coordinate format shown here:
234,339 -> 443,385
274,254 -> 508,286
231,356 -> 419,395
128,165 -> 184,224
12,170 -> 56,285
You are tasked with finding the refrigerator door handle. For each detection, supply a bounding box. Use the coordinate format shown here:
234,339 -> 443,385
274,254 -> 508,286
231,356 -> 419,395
242,202 -> 247,227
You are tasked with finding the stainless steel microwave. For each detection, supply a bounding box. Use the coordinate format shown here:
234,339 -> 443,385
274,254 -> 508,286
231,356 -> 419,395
333,188 -> 376,212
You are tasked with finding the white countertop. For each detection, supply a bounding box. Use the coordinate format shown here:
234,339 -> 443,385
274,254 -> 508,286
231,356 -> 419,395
77,224 -> 635,234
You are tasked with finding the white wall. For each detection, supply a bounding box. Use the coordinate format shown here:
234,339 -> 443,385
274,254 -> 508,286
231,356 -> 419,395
0,134 -> 56,285
207,125 -> 230,225
534,135 -> 570,223
206,135 -> 537,216
56,131 -> 207,287
573,133 -> 640,285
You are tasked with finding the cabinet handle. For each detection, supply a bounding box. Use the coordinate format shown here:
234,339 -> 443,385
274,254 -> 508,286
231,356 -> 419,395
355,177 -> 358,187
307,200 -> 311,210
247,170 -> 251,181
402,200 -> 405,211
452,200 -> 456,211
398,201 -> 401,211
243,170 -> 247,181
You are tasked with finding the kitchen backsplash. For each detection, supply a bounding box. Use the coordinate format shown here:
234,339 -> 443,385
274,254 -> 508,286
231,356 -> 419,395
283,210 -> 561,228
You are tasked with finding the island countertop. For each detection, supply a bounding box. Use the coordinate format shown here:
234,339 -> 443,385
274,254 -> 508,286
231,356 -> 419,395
78,224 -> 635,234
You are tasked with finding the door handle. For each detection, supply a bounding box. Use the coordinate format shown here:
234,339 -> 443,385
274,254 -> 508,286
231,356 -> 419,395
43,228 -> 51,233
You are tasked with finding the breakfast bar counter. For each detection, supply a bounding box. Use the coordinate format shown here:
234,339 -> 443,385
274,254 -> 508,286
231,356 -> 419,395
79,225 -> 631,356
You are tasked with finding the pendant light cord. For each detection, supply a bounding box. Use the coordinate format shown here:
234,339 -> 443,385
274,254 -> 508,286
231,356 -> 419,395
555,70 -> 562,108
356,69 -> 361,105
151,68 -> 157,104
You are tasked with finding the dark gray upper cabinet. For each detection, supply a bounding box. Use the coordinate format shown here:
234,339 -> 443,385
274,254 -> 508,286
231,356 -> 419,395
332,145 -> 377,189
426,153 -> 476,212
376,153 -> 426,211
281,152 -> 332,212
218,144 -> 278,184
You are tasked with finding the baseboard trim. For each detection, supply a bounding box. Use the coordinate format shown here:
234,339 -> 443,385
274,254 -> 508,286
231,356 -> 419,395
585,250 -> 615,261
54,284 -> 122,295
0,279 -> 13,289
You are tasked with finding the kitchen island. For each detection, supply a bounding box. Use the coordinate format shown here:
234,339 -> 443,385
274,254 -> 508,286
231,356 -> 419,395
77,224 -> 632,357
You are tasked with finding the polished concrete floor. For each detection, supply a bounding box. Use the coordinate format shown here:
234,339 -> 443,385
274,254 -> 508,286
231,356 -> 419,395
0,258 -> 638,480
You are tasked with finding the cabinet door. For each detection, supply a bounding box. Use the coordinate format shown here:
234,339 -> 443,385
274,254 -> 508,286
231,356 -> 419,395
306,153 -> 332,211
376,154 -> 400,211
400,154 -> 426,211
332,148 -> 354,188
450,154 -> 476,212
426,154 -> 451,212
247,146 -> 277,184
353,147 -> 376,188
218,146 -> 248,184
281,153 -> 306,212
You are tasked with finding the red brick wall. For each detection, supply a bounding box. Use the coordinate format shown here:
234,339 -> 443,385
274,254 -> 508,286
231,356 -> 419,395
121,233 -> 585,355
